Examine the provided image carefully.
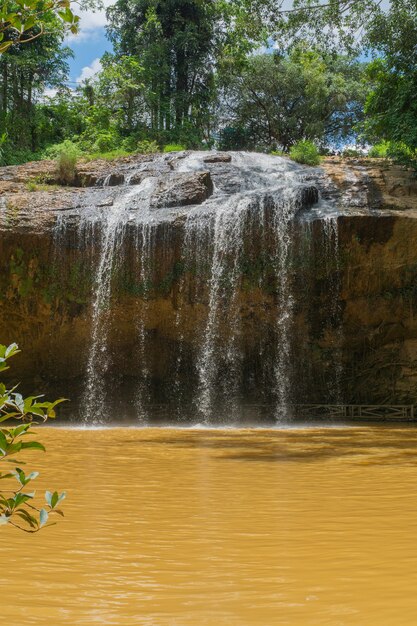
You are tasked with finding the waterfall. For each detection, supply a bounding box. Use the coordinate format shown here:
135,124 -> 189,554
81,175 -> 158,424
81,187 -> 133,424
58,151 -> 340,425
175,153 -> 318,423
134,218 -> 154,423
195,193 -> 249,423
322,215 -> 344,403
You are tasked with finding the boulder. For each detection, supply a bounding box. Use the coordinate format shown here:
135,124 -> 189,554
150,171 -> 214,209
203,153 -> 232,164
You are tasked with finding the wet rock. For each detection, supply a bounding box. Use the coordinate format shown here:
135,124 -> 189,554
103,173 -> 125,187
150,171 -> 214,209
203,153 -> 232,164
298,185 -> 319,208
127,172 -> 147,185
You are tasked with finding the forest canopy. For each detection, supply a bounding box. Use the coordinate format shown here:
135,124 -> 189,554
0,0 -> 416,166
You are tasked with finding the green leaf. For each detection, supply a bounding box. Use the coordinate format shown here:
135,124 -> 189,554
45,490 -> 52,506
16,509 -> 38,529
0,431 -> 7,452
5,343 -> 19,359
20,441 -> 45,452
39,508 -> 48,528
51,491 -> 59,508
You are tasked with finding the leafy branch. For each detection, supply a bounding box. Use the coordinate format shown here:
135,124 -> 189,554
0,343 -> 67,532
0,0 -> 80,53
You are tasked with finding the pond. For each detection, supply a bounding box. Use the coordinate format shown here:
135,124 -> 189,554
3,425 -> 417,625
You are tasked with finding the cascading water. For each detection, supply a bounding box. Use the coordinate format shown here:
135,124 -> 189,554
174,153 -> 320,422
57,151 -> 342,424
322,215 -> 344,403
81,186 -> 134,424
81,173 -> 159,424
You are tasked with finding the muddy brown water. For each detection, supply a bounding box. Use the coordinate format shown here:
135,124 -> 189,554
3,425 -> 417,625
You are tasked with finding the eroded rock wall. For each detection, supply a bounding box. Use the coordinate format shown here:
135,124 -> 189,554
1,153 -> 417,420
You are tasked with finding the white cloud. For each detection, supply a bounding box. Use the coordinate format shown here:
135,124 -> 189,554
66,1 -> 115,43
76,58 -> 103,84
44,87 -> 59,98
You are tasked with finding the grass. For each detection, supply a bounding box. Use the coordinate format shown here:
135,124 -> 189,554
25,180 -> 61,192
163,144 -> 187,153
82,149 -> 132,162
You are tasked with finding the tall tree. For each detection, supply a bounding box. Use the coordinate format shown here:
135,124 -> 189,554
0,22 -> 71,154
106,0 -> 219,140
219,48 -> 368,151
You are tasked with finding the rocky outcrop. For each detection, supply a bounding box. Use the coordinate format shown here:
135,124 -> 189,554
203,153 -> 232,163
321,156 -> 417,213
2,152 -> 417,420
150,171 -> 214,208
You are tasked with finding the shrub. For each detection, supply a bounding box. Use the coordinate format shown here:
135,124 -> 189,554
163,144 -> 187,153
386,141 -> 417,170
136,139 -> 159,154
26,181 -> 38,192
43,140 -> 78,160
53,140 -> 80,185
92,131 -> 119,153
368,141 -> 390,158
289,140 -> 321,166
83,149 -> 131,162
270,149 -> 286,157
0,343 -> 66,532
121,136 -> 139,152
217,126 -> 250,151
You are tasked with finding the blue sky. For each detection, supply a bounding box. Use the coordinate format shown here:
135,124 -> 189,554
65,2 -> 114,85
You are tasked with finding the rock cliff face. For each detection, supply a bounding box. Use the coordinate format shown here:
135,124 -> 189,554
1,151 -> 417,422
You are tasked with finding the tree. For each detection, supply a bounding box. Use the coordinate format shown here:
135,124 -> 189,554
361,1 -> 417,167
0,24 -> 72,159
85,53 -> 145,139
218,48 -> 368,151
0,343 -> 66,532
106,0 -> 221,143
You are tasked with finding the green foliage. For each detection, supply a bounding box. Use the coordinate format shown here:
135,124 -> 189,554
0,25 -> 72,162
91,131 -> 119,153
360,3 -> 417,170
386,142 -> 417,171
83,149 -> 131,162
219,49 -> 368,151
0,0 -> 412,165
136,139 -> 159,154
0,0 -> 80,53
0,343 -> 66,532
368,141 -> 390,158
218,126 -> 250,151
107,0 -> 218,142
54,140 -> 80,185
289,140 -> 321,166
163,144 -> 187,153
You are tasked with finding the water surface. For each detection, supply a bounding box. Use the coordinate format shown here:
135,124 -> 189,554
3,426 -> 417,625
